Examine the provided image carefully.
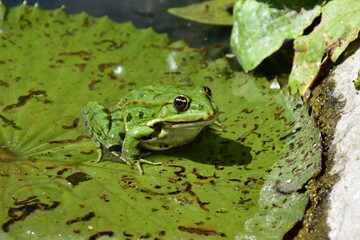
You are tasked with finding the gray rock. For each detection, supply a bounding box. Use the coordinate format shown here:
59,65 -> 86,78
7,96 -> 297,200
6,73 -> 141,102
327,46 -> 360,239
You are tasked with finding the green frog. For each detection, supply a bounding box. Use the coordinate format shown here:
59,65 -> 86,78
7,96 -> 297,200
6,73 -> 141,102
82,85 -> 218,175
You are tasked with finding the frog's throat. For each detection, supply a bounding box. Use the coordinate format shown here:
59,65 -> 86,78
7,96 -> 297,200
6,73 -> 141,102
146,116 -> 216,129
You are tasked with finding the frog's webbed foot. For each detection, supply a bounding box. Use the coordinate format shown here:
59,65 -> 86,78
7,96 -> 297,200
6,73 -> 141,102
134,159 -> 162,176
109,151 -> 134,170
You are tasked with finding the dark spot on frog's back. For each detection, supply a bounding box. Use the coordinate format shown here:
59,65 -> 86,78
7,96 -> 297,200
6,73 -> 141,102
139,111 -> 144,119
126,113 -> 132,122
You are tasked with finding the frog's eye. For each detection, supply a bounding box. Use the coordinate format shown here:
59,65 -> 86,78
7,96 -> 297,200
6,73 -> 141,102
203,86 -> 212,98
173,95 -> 190,112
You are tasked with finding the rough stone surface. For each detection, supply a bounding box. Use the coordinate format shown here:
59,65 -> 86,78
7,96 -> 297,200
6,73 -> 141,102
327,47 -> 360,239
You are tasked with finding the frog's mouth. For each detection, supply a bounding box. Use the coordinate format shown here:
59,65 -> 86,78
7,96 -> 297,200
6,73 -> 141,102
147,115 -> 216,128
165,118 -> 215,128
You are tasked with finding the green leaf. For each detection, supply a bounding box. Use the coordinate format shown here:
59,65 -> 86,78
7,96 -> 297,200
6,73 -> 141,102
230,0 -> 321,71
0,4 -> 321,239
289,0 -> 360,96
168,0 -> 236,26
355,69 -> 360,90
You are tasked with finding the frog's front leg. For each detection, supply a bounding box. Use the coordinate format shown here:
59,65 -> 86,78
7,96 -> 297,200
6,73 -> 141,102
121,126 -> 162,175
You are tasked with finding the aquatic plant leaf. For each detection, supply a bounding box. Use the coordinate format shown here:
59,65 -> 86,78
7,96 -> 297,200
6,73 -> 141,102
289,0 -> 360,96
0,4 -> 321,239
230,0 -> 321,71
168,0 -> 236,26
355,71 -> 360,90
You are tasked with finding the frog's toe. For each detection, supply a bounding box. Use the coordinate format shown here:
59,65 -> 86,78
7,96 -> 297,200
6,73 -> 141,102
135,159 -> 162,175
132,160 -> 143,175
95,148 -> 104,162
118,156 -> 134,169
139,159 -> 162,166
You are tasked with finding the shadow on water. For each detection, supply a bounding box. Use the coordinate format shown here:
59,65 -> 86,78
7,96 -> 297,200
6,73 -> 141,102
159,128 -> 253,167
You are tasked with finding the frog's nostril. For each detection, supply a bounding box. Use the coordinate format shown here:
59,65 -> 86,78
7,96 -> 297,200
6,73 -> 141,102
197,104 -> 204,109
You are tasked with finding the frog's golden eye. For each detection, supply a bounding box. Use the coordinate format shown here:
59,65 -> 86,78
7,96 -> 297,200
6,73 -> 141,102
173,95 -> 190,112
203,86 -> 212,98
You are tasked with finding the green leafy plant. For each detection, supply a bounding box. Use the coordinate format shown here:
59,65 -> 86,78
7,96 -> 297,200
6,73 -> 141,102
231,0 -> 360,96
170,0 -> 360,97
355,70 -> 360,90
0,4 -> 321,239
289,0 -> 360,96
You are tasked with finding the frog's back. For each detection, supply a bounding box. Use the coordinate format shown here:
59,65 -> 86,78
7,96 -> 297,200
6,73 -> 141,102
120,86 -> 179,104
118,86 -> 175,128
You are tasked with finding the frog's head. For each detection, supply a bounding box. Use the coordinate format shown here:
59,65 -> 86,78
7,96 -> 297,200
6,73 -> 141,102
147,86 -> 218,128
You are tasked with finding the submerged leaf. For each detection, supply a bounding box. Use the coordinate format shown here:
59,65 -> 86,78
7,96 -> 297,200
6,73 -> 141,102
168,0 -> 236,26
231,0 -> 321,71
0,4 -> 321,239
289,0 -> 360,96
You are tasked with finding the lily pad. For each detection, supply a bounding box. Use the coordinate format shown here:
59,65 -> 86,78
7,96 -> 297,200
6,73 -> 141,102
289,0 -> 360,96
0,4 -> 321,239
168,0 -> 236,26
230,0 -> 321,72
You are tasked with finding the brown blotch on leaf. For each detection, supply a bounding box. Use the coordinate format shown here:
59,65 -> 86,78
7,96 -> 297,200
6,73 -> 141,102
93,39 -> 127,49
3,90 -> 48,112
137,187 -> 181,196
279,127 -> 302,140
13,196 -> 38,206
49,135 -> 90,144
107,72 -> 125,82
0,114 -> 21,130
0,80 -> 9,87
121,175 -> 140,189
57,168 -> 69,176
27,158 -> 38,162
65,172 -> 90,186
241,108 -> 254,114
62,118 -> 80,129
75,63 -> 87,71
66,211 -> 95,225
88,79 -> 101,90
168,165 -> 187,178
238,198 -> 251,204
89,231 -> 114,240
99,194 -> 109,202
59,51 -> 92,57
98,62 -> 117,72
178,226 -> 227,237
150,44 -> 184,51
80,149 -> 95,155
2,197 -> 60,233
0,148 -> 17,162
192,168 -> 219,180
164,71 -> 181,75
200,62 -> 208,69
196,197 -> 210,212
182,182 -> 195,196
